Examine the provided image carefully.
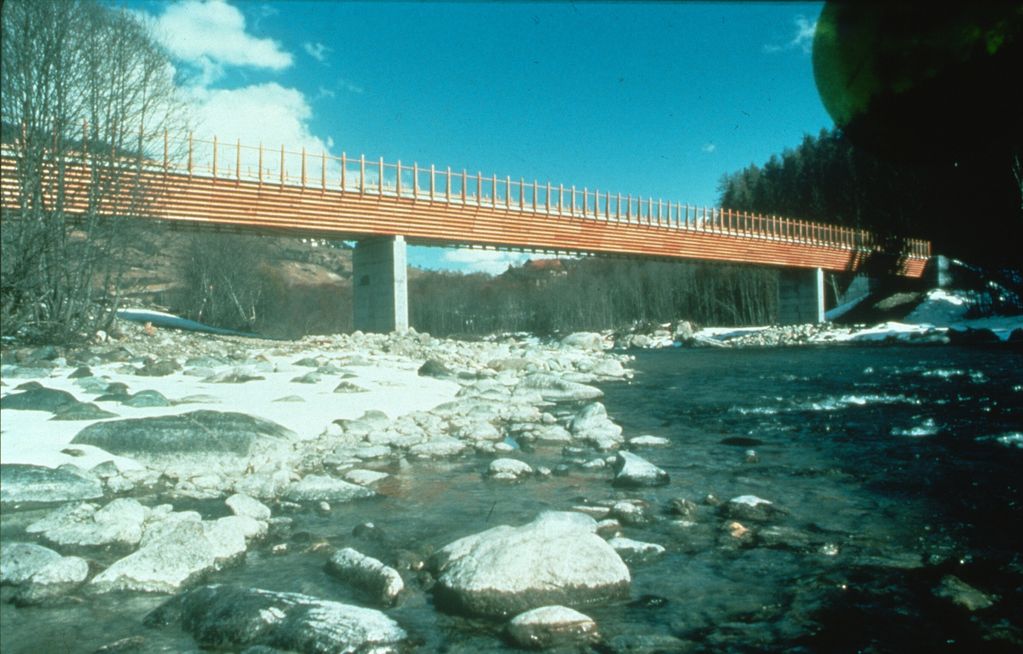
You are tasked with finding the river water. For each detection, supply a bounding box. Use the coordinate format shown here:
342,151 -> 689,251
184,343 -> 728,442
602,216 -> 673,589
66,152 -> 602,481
2,344 -> 1021,653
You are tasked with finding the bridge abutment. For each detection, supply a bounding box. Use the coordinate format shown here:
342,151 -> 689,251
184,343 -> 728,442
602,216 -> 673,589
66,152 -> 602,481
353,236 -> 409,333
777,266 -> 825,325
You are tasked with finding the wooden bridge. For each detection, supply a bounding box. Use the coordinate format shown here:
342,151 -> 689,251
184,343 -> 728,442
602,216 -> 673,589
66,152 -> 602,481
1,132 -> 930,331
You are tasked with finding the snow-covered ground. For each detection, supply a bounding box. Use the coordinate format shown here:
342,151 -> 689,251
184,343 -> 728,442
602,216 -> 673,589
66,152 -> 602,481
696,288 -> 1023,345
1,345 -> 459,472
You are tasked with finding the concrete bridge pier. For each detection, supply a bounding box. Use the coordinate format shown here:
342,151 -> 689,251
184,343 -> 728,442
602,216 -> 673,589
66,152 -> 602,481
777,266 -> 825,325
352,235 -> 409,333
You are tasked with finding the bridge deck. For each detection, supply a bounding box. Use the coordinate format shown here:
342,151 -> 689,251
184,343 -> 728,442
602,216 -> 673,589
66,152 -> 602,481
0,137 -> 929,276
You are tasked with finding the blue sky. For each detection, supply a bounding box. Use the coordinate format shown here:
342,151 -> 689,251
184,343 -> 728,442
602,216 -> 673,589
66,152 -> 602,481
119,1 -> 831,273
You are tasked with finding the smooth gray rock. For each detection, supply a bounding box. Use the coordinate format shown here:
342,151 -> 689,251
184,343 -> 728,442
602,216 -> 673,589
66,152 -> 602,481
487,458 -> 534,480
13,555 -> 89,605
560,332 -> 606,351
226,493 -> 272,521
612,451 -> 669,487
0,464 -> 103,505
431,511 -> 630,617
90,521 -> 218,593
27,497 -> 146,547
72,410 -> 294,457
0,542 -> 62,585
721,495 -> 782,522
120,390 -> 172,408
143,584 -> 407,653
326,547 -> 405,606
518,374 -> 603,403
283,475 -> 375,503
51,402 -> 118,420
1,387 -> 79,412
507,605 -> 599,649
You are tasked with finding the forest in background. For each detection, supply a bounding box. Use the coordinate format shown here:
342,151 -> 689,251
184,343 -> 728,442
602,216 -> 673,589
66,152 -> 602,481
717,128 -> 1023,273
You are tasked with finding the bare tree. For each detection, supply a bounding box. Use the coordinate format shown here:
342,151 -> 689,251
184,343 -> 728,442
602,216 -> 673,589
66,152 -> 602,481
1,0 -> 183,342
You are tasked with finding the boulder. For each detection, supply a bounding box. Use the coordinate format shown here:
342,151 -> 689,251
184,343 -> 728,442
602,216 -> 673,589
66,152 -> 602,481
144,584 -> 407,653
90,521 -> 219,593
326,548 -> 405,606
518,374 -> 603,403
408,439 -> 467,459
612,452 -> 669,488
27,497 -> 146,547
0,464 -> 103,505
487,458 -> 534,481
13,555 -> 89,605
226,493 -> 272,521
721,495 -> 781,522
418,359 -> 454,378
560,332 -> 606,351
72,410 -> 294,458
507,605 -> 599,649
0,387 -> 80,412
283,475 -> 376,503
0,542 -> 62,585
430,511 -> 630,617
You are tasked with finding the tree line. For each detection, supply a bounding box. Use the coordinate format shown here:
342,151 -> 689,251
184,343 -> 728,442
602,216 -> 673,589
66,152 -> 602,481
409,258 -> 778,337
717,128 -> 1023,271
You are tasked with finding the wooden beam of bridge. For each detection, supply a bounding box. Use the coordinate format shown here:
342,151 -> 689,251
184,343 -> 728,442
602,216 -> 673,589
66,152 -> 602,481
0,141 -> 929,277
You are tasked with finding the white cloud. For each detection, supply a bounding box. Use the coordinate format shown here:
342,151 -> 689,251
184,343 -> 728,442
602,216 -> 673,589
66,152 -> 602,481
764,15 -> 817,55
441,249 -> 558,275
791,16 -> 817,53
185,83 -> 330,155
702,143 -> 717,153
150,0 -> 292,78
303,42 -> 331,63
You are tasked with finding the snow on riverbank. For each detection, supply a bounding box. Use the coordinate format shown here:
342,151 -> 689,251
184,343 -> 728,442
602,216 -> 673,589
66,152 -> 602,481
1,347 -> 459,471
689,287 -> 1022,347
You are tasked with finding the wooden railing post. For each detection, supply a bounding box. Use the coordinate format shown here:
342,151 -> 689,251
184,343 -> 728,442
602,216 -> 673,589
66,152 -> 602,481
506,176 -> 511,209
430,164 -> 436,200
396,160 -> 403,196
359,154 -> 366,194
519,177 -> 525,210
413,162 -> 419,199
546,183 -> 552,213
341,152 -> 347,191
300,147 -> 307,187
320,151 -> 326,192
477,172 -> 482,206
446,166 -> 452,200
570,185 -> 576,215
533,180 -> 538,212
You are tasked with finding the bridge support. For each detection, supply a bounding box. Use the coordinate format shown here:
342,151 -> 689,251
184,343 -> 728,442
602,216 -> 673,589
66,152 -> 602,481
777,267 -> 825,325
353,236 -> 409,333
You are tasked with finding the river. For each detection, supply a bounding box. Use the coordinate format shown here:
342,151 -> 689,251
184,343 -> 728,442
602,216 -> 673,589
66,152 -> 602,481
2,343 -> 1021,652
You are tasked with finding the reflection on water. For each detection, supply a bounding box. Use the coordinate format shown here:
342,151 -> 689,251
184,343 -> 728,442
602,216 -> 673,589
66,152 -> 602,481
2,344 -> 1021,652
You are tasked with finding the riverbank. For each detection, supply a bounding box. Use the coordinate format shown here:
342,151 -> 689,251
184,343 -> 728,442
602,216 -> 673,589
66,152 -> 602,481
2,308 -> 1021,652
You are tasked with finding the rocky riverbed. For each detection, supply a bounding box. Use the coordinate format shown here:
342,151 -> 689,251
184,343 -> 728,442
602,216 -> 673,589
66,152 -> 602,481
0,319 -> 664,652
2,310 -> 1021,653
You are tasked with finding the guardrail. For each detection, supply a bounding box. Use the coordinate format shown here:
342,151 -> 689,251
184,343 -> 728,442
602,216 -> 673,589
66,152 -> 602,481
0,127 -> 932,260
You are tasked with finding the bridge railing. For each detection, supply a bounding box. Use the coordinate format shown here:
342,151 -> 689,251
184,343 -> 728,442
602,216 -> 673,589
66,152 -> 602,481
1,128 -> 931,260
